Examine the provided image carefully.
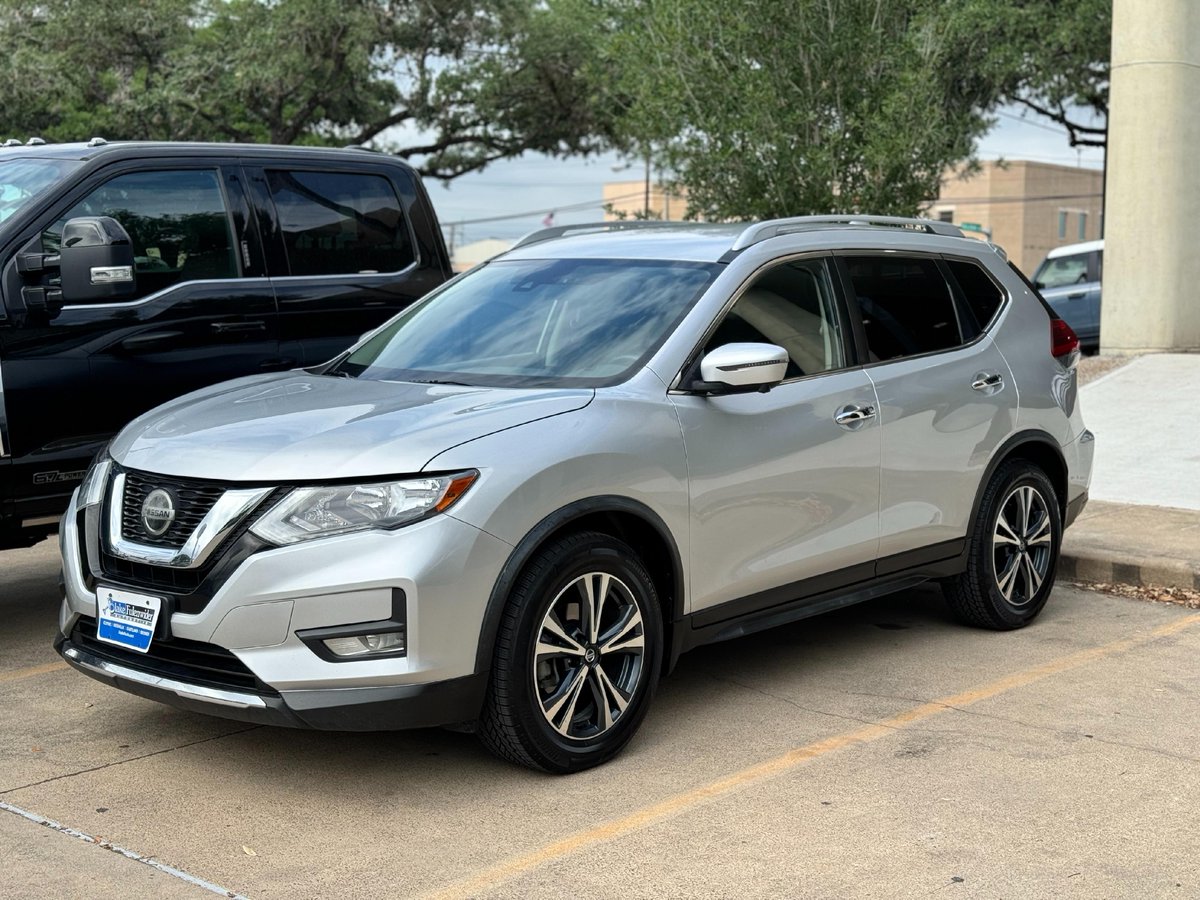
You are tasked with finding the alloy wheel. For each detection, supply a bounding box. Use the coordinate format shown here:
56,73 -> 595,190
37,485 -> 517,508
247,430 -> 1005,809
992,484 -> 1053,607
533,571 -> 646,741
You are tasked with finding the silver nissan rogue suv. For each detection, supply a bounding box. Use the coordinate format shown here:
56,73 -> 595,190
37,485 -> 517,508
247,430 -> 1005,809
56,216 -> 1094,773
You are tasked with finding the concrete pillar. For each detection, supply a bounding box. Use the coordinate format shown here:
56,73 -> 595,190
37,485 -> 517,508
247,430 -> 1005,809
1102,0 -> 1200,353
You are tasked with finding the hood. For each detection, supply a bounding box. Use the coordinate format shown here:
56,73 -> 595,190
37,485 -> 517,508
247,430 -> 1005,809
109,373 -> 593,481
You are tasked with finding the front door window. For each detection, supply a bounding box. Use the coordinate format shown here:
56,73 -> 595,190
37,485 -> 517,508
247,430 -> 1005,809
43,169 -> 237,303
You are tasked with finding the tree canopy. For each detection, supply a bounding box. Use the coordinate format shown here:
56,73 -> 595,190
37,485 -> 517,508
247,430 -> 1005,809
602,0 -> 1110,220
604,0 -> 1001,219
0,0 -> 1111,208
0,0 -> 616,179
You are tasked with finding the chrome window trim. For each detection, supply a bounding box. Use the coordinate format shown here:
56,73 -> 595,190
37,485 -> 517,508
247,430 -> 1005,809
105,471 -> 272,569
55,277 -> 272,311
265,255 -> 420,282
61,645 -> 267,709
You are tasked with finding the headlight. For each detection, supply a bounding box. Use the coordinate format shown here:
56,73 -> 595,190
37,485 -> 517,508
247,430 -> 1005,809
78,457 -> 112,508
250,471 -> 478,546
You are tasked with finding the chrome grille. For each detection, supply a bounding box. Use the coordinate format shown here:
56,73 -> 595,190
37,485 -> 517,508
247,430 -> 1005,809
119,471 -> 225,548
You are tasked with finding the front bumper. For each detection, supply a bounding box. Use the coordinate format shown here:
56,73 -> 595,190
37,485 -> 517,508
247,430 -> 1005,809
58,486 -> 513,730
55,632 -> 486,730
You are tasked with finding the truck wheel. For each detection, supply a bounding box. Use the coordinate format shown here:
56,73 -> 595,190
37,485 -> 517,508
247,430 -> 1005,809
478,531 -> 662,773
944,461 -> 1061,630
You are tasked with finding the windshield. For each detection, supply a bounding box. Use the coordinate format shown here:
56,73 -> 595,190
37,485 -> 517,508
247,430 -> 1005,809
0,158 -> 82,225
333,257 -> 721,388
1034,252 -> 1090,289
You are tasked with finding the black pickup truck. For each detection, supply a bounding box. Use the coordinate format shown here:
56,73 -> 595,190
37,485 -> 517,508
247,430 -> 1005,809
0,140 -> 453,550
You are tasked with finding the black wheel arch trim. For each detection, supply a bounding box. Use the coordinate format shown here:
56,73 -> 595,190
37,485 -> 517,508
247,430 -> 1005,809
472,495 -> 685,676
969,430 -> 1069,530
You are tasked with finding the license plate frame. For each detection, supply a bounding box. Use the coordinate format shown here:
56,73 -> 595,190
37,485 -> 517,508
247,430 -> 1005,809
96,586 -> 163,654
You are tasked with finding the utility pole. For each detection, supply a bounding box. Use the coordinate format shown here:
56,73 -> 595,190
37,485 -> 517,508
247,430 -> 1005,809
643,148 -> 651,219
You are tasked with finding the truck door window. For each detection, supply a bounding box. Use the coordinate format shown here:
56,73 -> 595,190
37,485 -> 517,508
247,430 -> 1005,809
42,169 -> 237,303
265,170 -> 415,277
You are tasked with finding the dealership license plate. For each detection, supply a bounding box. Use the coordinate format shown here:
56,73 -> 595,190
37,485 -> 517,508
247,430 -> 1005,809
96,587 -> 162,653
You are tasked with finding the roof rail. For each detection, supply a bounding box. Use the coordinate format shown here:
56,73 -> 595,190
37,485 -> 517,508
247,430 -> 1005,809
511,220 -> 702,250
730,215 -> 963,250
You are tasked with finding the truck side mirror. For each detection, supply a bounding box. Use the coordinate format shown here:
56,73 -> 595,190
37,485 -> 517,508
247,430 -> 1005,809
59,216 -> 137,304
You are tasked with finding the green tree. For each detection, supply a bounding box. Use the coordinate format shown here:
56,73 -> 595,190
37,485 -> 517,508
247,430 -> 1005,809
967,0 -> 1111,148
606,0 -> 1005,220
0,0 -> 615,179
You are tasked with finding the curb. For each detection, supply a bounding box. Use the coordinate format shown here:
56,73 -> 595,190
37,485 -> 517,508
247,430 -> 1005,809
1059,549 -> 1200,592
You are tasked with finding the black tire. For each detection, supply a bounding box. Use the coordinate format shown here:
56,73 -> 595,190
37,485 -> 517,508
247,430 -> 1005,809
478,531 -> 663,773
943,460 -> 1062,630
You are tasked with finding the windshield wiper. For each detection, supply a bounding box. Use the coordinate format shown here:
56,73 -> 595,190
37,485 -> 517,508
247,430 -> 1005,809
406,378 -> 473,387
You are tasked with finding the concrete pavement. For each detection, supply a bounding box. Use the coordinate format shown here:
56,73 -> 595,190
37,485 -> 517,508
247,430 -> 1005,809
1079,353 -> 1200,511
1059,354 -> 1200,590
4,538 -> 1200,898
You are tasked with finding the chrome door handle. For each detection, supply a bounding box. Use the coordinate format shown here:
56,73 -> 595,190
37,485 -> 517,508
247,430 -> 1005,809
971,373 -> 1004,391
834,404 -> 876,428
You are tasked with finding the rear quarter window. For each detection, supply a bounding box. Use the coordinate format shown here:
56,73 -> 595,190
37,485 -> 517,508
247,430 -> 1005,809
946,259 -> 1006,335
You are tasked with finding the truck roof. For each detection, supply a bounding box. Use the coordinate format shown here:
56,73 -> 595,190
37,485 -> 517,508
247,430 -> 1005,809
0,140 -> 405,167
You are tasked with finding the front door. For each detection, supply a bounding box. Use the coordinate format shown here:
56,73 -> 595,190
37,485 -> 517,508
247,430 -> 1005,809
670,255 -> 881,619
1,162 -> 281,518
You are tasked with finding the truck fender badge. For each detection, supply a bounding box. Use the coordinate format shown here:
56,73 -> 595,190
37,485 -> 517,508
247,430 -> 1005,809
33,469 -> 86,485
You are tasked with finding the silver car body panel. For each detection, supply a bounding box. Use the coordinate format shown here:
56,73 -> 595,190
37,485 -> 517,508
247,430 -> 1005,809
60,488 -> 515,689
109,371 -> 593,481
58,218 -> 1095,730
865,334 -> 1017,558
670,369 -> 880,613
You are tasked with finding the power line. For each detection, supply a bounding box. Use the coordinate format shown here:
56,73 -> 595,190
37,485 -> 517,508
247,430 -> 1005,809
931,192 -> 1102,206
996,109 -> 1072,136
446,191 -> 646,226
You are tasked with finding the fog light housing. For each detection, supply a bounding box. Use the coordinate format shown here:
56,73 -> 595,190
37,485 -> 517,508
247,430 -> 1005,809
322,630 -> 406,658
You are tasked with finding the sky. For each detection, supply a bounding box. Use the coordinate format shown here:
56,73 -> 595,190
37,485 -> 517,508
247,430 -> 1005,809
425,104 -> 1106,250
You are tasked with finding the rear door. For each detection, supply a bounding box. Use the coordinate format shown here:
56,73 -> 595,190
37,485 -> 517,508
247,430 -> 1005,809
244,161 -> 446,366
837,253 -> 1017,568
0,158 -> 281,517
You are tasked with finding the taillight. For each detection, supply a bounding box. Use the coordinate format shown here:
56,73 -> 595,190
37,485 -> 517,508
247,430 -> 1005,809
1051,318 -> 1080,364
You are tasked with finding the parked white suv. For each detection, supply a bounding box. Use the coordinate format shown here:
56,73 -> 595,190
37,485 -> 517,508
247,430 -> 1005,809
57,216 -> 1094,772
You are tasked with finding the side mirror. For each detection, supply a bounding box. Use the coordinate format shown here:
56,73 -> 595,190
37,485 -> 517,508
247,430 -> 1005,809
59,216 -> 136,304
691,342 -> 789,394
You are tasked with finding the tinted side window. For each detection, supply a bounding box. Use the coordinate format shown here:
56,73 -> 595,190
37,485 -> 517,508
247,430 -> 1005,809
844,256 -> 962,362
266,170 -> 414,276
947,259 -> 1005,333
705,258 -> 846,379
44,169 -> 236,303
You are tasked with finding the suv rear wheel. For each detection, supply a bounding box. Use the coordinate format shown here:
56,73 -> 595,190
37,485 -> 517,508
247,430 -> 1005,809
478,531 -> 662,773
944,460 -> 1062,630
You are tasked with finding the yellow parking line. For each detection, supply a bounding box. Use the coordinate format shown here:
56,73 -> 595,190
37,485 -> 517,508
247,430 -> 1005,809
426,612 -> 1200,900
0,661 -> 69,684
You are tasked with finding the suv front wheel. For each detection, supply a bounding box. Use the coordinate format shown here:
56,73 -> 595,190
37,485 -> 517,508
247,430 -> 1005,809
478,531 -> 663,773
944,460 -> 1062,630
